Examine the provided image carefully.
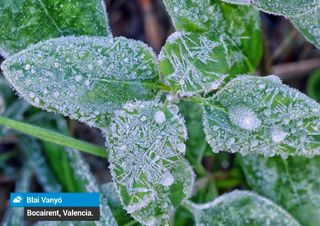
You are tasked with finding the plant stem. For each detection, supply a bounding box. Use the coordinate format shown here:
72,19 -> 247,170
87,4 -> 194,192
0,116 -> 107,158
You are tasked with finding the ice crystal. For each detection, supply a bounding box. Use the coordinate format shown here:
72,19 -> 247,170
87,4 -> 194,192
186,190 -> 300,226
159,32 -> 249,95
240,154 -> 320,226
203,75 -> 320,157
1,36 -> 160,128
0,0 -> 110,56
106,101 -> 194,225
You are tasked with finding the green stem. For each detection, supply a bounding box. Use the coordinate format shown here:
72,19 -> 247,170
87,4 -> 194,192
0,116 -> 107,158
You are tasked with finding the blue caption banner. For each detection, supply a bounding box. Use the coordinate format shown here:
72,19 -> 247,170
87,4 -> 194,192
10,193 -> 100,208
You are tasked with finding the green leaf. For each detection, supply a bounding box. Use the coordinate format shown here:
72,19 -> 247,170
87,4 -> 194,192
178,100 -> 210,176
221,0 -> 320,48
202,75 -> 320,157
2,162 -> 32,226
0,0 -> 110,56
307,69 -> 320,101
185,190 -> 301,226
239,154 -> 320,226
19,136 -> 62,192
162,0 -> 262,70
1,36 -> 161,127
62,148 -> 118,226
107,101 -> 195,225
101,183 -> 141,226
159,32 -> 252,94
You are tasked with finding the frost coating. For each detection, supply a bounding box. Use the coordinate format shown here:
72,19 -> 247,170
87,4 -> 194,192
203,75 -> 320,157
162,0 -> 263,69
107,101 -> 194,225
186,190 -> 301,226
1,36 -> 160,127
240,154 -> 320,226
0,0 -> 111,56
159,32 -> 250,95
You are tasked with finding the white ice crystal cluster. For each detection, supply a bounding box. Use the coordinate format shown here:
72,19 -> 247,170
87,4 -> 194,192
203,75 -> 320,157
1,36 -> 160,128
106,101 -> 194,226
159,32 -> 248,95
186,191 -> 300,226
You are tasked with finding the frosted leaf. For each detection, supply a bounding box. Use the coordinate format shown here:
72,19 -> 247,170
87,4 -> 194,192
1,36 -> 160,127
0,0 -> 110,56
185,190 -> 301,226
290,7 -> 320,49
223,0 -> 319,16
239,154 -> 320,226
162,0 -> 263,70
159,32 -> 250,95
202,75 -> 320,157
106,101 -> 194,225
64,149 -> 118,226
221,0 -> 320,48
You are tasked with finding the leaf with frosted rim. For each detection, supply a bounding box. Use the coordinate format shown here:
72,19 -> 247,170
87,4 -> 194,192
239,154 -> 320,226
185,190 -> 301,226
0,0 -> 110,57
1,36 -> 160,128
159,32 -> 251,95
221,0 -> 320,48
162,0 -> 263,70
202,75 -> 320,157
107,101 -> 195,225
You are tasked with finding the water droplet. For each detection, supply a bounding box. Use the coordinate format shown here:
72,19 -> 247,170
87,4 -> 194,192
140,115 -> 147,122
160,171 -> 175,187
154,111 -> 166,124
271,126 -> 287,143
229,107 -> 261,131
25,64 -> 31,70
177,143 -> 186,153
85,80 -> 90,86
169,105 -> 179,115
75,75 -> 82,82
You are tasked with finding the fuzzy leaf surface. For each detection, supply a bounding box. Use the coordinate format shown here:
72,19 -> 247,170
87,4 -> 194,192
186,191 -> 300,226
159,32 -> 251,94
107,101 -> 194,225
1,36 -> 160,127
0,0 -> 110,56
240,154 -> 320,226
203,75 -> 320,157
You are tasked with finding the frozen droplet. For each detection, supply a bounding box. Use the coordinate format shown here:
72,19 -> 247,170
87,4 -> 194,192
271,127 -> 287,143
154,111 -> 166,124
160,171 -> 175,187
177,143 -> 186,153
75,75 -> 82,82
25,64 -> 31,70
229,107 -> 261,131
54,62 -> 60,68
44,89 -> 49,94
53,91 -> 60,98
85,80 -> 90,86
169,105 -> 179,115
140,115 -> 147,122
97,59 -> 104,65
